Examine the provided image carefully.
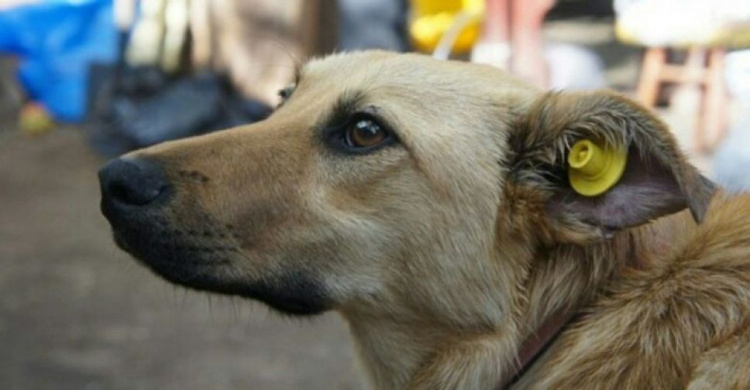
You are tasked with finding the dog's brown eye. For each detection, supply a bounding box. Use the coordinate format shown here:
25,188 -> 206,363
345,118 -> 388,148
346,118 -> 388,148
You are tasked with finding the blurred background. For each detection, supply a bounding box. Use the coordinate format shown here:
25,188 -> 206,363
1,0 -> 748,388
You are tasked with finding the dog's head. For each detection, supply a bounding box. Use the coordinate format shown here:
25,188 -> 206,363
99,51 -> 714,318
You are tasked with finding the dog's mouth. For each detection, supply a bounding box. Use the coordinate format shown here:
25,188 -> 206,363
109,210 -> 237,280
106,211 -> 333,316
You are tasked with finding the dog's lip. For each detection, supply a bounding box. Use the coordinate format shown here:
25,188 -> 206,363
109,220 -> 237,267
111,224 -> 332,316
112,229 -> 132,252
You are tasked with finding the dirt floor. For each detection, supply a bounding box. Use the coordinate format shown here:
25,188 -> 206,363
0,129 -> 364,389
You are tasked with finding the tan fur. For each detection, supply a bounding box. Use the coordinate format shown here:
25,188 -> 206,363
516,194 -> 750,389
116,51 -> 749,389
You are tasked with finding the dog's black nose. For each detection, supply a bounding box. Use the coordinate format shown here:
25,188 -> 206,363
99,158 -> 170,207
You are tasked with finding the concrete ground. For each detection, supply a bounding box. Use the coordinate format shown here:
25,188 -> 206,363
0,17 -> 721,390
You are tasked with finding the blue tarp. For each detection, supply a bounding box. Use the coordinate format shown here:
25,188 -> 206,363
0,0 -> 117,122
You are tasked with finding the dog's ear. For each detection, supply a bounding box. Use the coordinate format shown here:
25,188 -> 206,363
506,90 -> 716,243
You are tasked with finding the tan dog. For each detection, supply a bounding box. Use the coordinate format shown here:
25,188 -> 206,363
99,51 -> 750,389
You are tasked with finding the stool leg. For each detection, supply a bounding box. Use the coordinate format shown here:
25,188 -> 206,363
485,0 -> 510,43
475,0 -> 511,69
637,48 -> 665,108
680,48 -> 708,153
509,0 -> 554,88
699,48 -> 728,152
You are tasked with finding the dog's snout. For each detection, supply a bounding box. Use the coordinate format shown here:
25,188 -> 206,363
99,158 -> 170,208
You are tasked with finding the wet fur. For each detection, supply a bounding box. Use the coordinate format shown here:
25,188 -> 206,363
108,52 -> 749,389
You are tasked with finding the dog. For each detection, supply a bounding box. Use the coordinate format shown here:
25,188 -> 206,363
99,51 -> 750,389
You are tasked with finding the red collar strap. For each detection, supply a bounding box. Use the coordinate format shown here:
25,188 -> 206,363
498,307 -> 578,389
499,242 -> 645,389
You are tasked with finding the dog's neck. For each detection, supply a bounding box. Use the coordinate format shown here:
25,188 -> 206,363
340,211 -> 694,389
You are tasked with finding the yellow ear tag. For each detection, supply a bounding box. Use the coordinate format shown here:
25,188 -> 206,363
567,139 -> 627,197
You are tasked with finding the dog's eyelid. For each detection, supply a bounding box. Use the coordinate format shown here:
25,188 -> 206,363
349,107 -> 398,138
359,104 -> 380,115
318,104 -> 402,155
357,106 -> 401,140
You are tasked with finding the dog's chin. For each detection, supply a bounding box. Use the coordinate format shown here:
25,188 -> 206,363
112,230 -> 332,316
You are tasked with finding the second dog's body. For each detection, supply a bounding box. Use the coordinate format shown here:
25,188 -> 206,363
99,51 -> 749,389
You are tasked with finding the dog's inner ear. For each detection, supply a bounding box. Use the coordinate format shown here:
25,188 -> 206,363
549,147 -> 701,233
510,91 -> 716,241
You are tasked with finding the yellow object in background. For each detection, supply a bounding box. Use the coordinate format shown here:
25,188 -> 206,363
410,0 -> 484,54
567,139 -> 627,197
19,103 -> 54,136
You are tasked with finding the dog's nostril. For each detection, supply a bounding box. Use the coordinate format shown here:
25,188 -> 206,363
99,157 -> 170,207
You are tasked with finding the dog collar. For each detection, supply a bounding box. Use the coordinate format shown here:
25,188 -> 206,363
498,307 -> 577,389
500,234 -> 646,389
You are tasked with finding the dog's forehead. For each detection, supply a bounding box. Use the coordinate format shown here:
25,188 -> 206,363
290,52 -> 539,161
302,51 -> 430,85
303,50 -> 399,75
301,51 -> 530,96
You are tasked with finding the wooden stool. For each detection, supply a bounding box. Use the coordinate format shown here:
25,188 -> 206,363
636,47 -> 728,153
